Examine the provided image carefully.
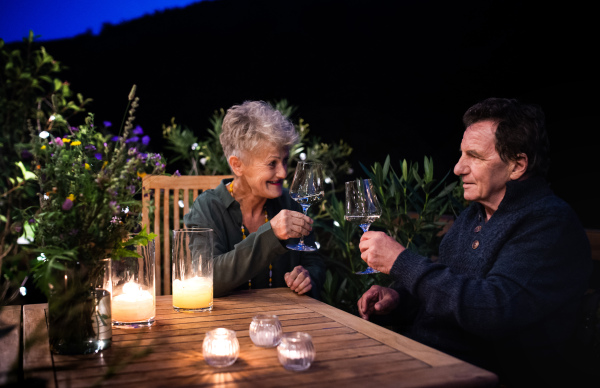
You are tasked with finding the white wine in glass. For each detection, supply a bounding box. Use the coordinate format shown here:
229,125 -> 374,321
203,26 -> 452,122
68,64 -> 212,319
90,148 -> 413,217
286,161 -> 325,252
345,178 -> 382,274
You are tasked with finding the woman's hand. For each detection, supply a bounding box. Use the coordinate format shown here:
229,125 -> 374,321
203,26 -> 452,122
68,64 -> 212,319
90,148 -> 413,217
357,285 -> 400,320
270,210 -> 313,240
284,265 -> 313,295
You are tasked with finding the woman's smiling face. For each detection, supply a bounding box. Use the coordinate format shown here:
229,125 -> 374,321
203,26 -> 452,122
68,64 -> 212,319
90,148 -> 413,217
240,143 -> 289,199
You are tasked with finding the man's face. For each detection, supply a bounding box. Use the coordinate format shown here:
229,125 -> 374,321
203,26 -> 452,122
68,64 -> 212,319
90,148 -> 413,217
453,120 -> 517,217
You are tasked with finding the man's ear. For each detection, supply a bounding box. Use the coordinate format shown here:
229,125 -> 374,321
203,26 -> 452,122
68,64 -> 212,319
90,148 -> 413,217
229,155 -> 243,176
510,153 -> 529,180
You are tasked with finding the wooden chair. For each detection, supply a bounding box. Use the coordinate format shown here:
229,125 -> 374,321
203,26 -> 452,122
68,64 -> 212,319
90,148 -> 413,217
141,174 -> 233,295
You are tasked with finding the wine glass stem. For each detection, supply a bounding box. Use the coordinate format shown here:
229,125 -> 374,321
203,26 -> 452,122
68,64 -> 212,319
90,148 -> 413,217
300,205 -> 311,245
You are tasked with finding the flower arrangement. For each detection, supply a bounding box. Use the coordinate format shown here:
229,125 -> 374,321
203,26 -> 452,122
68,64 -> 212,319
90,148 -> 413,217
30,85 -> 163,266
27,85 -> 165,353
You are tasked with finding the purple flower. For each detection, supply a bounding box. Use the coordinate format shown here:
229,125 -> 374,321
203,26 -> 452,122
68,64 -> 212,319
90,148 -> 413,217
70,126 -> 79,132
55,138 -> 64,147
127,185 -> 136,194
142,135 -> 150,145
104,121 -> 112,127
28,218 -> 36,224
85,144 -> 97,151
110,216 -> 120,224
133,125 -> 144,135
174,170 -> 181,177
111,136 -> 120,142
21,149 -> 33,159
126,136 -> 139,143
62,198 -> 73,211
95,153 -> 103,160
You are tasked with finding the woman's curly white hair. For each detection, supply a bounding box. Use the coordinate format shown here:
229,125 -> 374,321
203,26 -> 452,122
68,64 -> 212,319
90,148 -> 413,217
220,100 -> 298,163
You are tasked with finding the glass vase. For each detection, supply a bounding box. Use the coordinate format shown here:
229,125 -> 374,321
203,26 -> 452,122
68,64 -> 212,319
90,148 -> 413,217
47,258 -> 112,355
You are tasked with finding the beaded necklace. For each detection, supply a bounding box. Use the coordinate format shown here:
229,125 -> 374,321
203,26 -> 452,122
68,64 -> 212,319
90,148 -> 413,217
227,182 -> 272,288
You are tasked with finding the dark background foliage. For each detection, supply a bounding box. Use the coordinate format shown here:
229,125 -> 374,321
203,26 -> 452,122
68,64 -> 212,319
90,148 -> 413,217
13,0 -> 598,227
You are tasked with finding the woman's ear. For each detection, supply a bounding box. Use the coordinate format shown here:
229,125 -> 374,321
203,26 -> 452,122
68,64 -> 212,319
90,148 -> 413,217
229,155 -> 243,176
510,153 -> 529,180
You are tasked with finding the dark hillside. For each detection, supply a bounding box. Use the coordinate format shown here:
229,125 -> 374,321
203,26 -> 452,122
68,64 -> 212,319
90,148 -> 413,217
22,0 -> 598,227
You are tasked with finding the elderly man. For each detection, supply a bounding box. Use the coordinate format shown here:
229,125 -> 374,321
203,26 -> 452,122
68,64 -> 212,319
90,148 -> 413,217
357,98 -> 591,387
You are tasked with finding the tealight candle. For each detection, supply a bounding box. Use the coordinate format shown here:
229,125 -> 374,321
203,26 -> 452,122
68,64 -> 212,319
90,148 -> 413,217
277,332 -> 315,371
112,281 -> 155,324
249,315 -> 282,347
202,328 -> 239,367
172,276 -> 213,312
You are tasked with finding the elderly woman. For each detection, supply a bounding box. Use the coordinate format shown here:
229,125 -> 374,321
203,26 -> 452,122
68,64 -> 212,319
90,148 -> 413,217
356,98 -> 592,387
183,100 -> 325,299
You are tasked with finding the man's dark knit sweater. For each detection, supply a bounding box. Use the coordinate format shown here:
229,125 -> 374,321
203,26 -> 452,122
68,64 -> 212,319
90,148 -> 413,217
389,176 -> 592,386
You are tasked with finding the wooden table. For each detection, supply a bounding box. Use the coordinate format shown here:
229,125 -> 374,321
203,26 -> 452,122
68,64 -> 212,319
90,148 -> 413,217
21,288 -> 498,387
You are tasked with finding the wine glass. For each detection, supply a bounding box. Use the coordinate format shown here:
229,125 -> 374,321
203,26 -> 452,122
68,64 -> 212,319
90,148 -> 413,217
345,178 -> 382,274
286,161 -> 325,251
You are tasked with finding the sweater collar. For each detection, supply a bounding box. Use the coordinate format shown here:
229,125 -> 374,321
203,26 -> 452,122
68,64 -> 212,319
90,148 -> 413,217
475,175 -> 551,216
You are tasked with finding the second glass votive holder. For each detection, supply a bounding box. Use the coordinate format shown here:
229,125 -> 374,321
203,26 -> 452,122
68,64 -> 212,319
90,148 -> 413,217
277,332 -> 315,371
202,328 -> 240,367
111,238 -> 156,328
249,314 -> 282,347
172,228 -> 214,312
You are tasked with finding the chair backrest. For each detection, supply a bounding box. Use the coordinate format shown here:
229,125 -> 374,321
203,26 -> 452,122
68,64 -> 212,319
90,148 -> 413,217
141,174 -> 233,295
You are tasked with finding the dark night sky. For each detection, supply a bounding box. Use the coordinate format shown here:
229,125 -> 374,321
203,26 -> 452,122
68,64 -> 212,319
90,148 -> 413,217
2,0 -> 598,228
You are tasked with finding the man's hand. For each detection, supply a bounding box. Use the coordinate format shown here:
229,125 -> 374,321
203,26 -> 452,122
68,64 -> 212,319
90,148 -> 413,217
357,285 -> 400,320
359,231 -> 405,274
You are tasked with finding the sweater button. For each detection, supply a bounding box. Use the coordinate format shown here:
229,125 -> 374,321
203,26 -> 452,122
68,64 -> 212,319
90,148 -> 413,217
474,225 -> 482,233
472,240 -> 480,249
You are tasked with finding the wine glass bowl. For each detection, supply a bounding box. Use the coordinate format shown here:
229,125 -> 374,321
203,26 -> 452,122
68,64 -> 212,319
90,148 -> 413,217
345,178 -> 382,274
286,161 -> 325,251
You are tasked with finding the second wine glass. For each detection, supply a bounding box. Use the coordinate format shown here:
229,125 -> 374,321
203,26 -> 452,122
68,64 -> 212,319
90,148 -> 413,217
286,161 -> 325,252
345,178 -> 382,274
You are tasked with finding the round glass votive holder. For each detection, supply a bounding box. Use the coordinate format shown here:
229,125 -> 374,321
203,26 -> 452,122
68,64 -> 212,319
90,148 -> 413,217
249,314 -> 282,347
277,332 -> 315,372
202,328 -> 239,367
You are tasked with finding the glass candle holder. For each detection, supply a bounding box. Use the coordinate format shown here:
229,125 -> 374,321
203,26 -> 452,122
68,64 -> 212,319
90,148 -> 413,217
202,328 -> 240,367
172,228 -> 214,312
277,332 -> 315,371
111,238 -> 156,328
249,315 -> 282,347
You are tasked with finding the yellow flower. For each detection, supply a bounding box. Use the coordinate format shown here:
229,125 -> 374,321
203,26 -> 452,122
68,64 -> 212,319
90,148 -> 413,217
67,194 -> 76,202
62,138 -> 71,143
137,171 -> 147,178
41,145 -> 46,150
71,141 -> 82,146
85,163 -> 90,170
102,161 -> 108,169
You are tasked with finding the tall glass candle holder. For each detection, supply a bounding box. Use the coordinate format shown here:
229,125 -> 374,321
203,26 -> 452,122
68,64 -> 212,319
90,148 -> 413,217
202,328 -> 239,367
249,315 -> 282,347
111,238 -> 156,328
172,228 -> 214,312
277,332 -> 315,371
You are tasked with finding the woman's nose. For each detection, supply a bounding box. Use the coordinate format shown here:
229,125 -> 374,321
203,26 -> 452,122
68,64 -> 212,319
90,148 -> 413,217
277,163 -> 287,178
